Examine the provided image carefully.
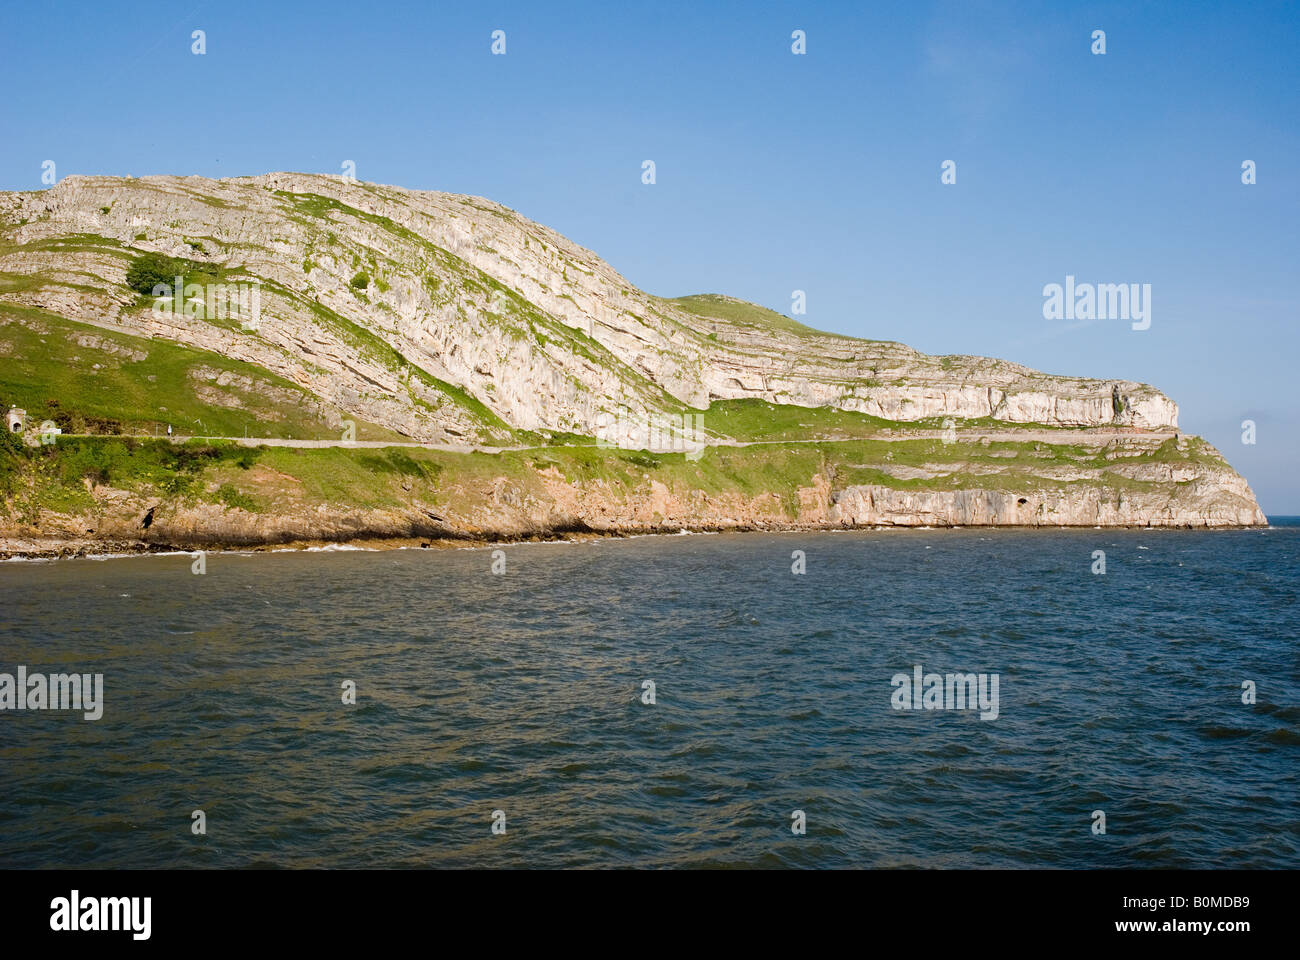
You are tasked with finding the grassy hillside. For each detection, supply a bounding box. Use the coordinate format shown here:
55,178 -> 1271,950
0,303 -> 404,441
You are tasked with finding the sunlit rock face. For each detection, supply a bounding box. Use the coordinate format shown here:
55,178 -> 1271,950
1,172 -> 1179,444
3,172 -> 1268,546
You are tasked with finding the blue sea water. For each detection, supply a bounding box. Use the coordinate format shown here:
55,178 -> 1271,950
0,525 -> 1296,868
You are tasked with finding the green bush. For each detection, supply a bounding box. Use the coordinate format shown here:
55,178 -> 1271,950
215,483 -> 257,512
0,426 -> 25,456
125,252 -> 187,294
350,271 -> 370,290
47,438 -> 130,488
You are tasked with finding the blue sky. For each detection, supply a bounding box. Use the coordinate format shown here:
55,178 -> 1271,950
2,1 -> 1297,510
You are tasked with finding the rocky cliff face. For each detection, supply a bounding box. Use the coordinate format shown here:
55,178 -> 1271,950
1,173 -> 1177,443
0,173 -> 1267,545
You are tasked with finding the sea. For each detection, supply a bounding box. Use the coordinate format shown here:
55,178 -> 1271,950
1,523 -> 1296,868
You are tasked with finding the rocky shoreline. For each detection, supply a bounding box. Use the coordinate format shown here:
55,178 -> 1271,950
0,433 -> 1269,560
1,513 -> 1271,561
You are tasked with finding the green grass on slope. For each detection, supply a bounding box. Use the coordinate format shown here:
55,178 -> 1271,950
698,398 -> 1094,443
0,435 -> 263,519
2,432 -> 1228,529
0,304 -> 399,441
703,398 -> 902,441
667,293 -> 863,341
273,190 -> 426,247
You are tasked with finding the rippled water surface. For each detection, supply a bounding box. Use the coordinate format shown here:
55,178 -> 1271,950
1,525 -> 1297,868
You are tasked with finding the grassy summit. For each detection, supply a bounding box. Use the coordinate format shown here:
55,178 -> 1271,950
666,294 -> 857,340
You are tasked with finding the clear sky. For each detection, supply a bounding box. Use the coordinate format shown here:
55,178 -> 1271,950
2,1 -> 1297,510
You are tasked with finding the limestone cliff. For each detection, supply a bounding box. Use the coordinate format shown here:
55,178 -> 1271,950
1,173 -> 1177,440
0,173 -> 1267,549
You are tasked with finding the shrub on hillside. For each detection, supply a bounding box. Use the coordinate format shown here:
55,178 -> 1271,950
0,422 -> 26,456
0,429 -> 28,496
126,252 -> 187,294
